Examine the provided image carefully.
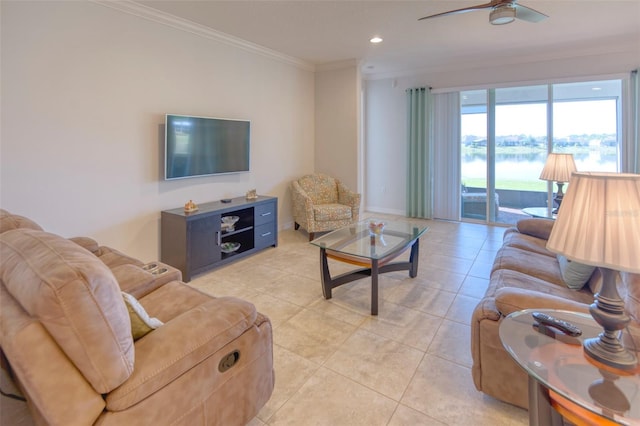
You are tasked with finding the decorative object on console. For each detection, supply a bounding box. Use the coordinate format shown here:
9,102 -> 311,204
539,153 -> 577,214
246,189 -> 257,200
221,215 -> 239,233
221,242 -> 241,254
184,199 -> 198,213
547,172 -> 640,370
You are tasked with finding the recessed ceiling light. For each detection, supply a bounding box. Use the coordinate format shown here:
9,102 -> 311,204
592,87 -> 602,91
370,36 -> 383,44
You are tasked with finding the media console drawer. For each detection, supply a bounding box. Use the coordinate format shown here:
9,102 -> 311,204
255,222 -> 276,249
161,196 -> 278,282
255,202 -> 276,226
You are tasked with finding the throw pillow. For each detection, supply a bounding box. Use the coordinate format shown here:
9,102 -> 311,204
122,292 -> 163,340
557,255 -> 596,290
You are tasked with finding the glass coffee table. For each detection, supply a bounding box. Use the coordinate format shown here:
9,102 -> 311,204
500,309 -> 640,425
310,219 -> 429,315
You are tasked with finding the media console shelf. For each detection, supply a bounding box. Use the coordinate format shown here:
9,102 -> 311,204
161,195 -> 277,282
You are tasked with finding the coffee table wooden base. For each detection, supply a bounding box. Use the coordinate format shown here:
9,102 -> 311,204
319,238 -> 420,315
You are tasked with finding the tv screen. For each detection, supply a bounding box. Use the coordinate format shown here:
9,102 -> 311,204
165,114 -> 250,180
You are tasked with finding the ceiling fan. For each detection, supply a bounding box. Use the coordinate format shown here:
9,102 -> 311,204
419,0 -> 548,25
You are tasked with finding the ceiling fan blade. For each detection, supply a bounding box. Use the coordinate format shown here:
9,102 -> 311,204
418,1 -> 497,21
514,3 -> 549,22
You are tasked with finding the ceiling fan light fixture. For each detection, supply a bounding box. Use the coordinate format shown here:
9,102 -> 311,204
490,5 -> 516,25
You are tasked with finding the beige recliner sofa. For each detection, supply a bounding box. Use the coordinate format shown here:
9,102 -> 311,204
471,218 -> 640,409
0,209 -> 274,425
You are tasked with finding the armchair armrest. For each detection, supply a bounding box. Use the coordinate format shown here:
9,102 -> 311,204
494,287 -> 590,317
291,181 -> 314,227
336,180 -> 361,219
105,297 -> 259,410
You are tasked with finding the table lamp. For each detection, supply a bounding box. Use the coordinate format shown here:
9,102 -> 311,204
547,172 -> 640,370
539,153 -> 577,213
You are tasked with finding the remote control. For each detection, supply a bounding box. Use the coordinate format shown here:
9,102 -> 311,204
532,312 -> 582,337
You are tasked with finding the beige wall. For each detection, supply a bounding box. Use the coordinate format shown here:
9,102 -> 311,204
0,1 -> 315,261
314,63 -> 361,191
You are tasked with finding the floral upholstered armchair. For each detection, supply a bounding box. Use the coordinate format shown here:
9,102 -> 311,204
291,173 -> 361,240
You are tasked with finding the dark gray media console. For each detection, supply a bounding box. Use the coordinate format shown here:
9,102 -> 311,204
161,196 -> 278,282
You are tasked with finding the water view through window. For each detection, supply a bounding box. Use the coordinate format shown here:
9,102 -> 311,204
461,80 -> 621,224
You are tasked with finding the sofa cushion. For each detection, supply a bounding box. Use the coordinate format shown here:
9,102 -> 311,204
490,269 -> 595,305
557,255 -> 596,290
122,292 -> 163,340
0,209 -> 43,234
0,229 -> 134,394
494,287 -> 591,317
502,228 -> 555,257
491,246 -> 565,286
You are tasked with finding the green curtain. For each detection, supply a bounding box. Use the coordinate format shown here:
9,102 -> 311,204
406,87 -> 434,218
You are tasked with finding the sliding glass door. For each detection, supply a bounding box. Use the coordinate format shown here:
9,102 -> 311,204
460,79 -> 621,225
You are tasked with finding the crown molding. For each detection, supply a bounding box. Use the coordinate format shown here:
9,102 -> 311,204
315,59 -> 359,73
92,0 -> 315,72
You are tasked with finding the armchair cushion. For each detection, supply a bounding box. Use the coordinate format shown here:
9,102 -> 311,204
314,204 -> 352,222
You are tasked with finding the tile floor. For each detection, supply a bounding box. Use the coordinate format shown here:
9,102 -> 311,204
0,214 -> 530,425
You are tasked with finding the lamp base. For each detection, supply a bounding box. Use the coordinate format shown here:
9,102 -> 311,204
552,181 -> 565,214
584,335 -> 637,371
584,267 -> 638,371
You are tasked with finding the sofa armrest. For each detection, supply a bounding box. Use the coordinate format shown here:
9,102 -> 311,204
515,218 -> 554,241
494,287 -> 590,317
105,296 -> 259,411
111,264 -> 156,297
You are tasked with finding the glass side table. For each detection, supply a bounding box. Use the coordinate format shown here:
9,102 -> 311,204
499,309 -> 640,426
522,207 -> 556,220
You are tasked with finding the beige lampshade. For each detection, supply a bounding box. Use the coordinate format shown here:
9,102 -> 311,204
546,172 -> 640,273
539,153 -> 577,183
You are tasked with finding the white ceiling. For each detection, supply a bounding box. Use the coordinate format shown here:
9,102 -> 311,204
135,0 -> 640,77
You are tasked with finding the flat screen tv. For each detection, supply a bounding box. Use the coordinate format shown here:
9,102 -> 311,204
165,114 -> 250,180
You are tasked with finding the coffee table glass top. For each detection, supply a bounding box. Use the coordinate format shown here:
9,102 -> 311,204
310,219 -> 429,260
500,309 -> 640,423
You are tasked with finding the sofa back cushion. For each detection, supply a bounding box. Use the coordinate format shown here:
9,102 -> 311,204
0,229 -> 134,393
298,174 -> 338,205
0,209 -> 43,234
